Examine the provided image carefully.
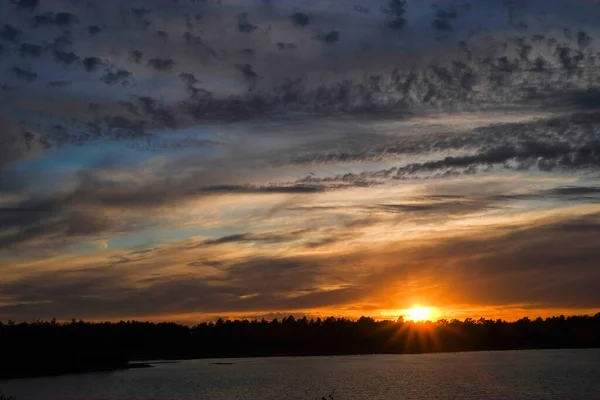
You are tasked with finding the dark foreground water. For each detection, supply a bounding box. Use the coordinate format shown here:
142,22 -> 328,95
2,349 -> 600,400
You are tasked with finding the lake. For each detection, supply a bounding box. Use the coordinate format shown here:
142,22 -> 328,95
2,349 -> 599,400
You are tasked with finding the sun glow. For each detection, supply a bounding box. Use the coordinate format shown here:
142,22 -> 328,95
405,306 -> 433,322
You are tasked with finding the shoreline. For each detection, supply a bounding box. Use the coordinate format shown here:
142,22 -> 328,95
132,344 -> 600,362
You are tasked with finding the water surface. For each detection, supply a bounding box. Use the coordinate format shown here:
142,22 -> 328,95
2,349 -> 599,400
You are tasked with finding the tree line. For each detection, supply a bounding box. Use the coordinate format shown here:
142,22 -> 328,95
1,314 -> 600,378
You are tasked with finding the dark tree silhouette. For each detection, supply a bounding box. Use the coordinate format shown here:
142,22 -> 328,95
1,314 -> 599,379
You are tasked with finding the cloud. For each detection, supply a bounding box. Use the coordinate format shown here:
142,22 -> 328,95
101,68 -> 132,85
237,12 -> 257,33
316,31 -> 340,44
545,186 -> 600,197
0,207 -> 126,250
87,25 -> 103,37
277,42 -> 297,51
82,56 -> 103,72
18,43 -> 43,57
0,148 -> 329,249
182,32 -> 202,46
435,212 -> 600,308
200,230 -> 308,246
0,24 -> 21,42
31,12 -> 78,28
11,67 -> 37,82
156,30 -> 168,42
179,72 -> 198,86
237,63 -> 257,80
383,0 -> 408,31
12,0 -> 39,12
53,49 -> 79,65
1,0 -> 600,137
3,208 -> 600,321
2,0 -> 600,322
290,12 -> 310,27
354,5 -> 370,15
201,185 -> 326,195
47,80 -> 70,88
147,58 -> 175,71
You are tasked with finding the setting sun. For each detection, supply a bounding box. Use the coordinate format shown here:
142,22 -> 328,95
405,307 -> 433,322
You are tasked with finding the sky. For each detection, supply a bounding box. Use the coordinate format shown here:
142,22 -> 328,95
1,0 -> 600,323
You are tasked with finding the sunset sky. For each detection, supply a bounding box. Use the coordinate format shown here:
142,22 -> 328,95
1,0 -> 600,323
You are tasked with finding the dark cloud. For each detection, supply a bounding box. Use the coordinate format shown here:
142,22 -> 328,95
18,43 -> 43,57
237,63 -> 257,80
53,49 -> 79,65
240,48 -> 255,56
131,50 -> 143,63
276,42 -> 296,51
0,168 -> 150,249
147,58 -> 175,71
558,89 -> 600,110
32,12 -> 55,27
237,12 -> 257,33
132,7 -> 151,19
156,30 -> 168,41
118,100 -> 140,115
353,5 -> 370,14
201,184 -> 325,194
0,207 -> 119,250
31,12 -> 78,28
47,80 -> 70,88
179,72 -> 198,86
371,200 -> 496,215
0,119 -> 48,172
287,111 -> 600,181
317,31 -> 340,44
11,67 -> 37,83
544,186 -> 600,198
55,12 -> 78,27
441,213 -> 600,308
87,25 -> 103,37
52,32 -> 72,49
182,32 -> 202,46
290,12 -> 310,27
0,24 -> 21,43
432,18 -> 452,32
388,138 -> 600,177
383,0 -> 407,31
101,69 -> 132,85
82,56 -> 103,72
137,96 -> 176,127
12,0 -> 39,12
0,0 -> 599,126
431,7 -> 459,32
577,30 -> 593,49
200,229 -> 308,246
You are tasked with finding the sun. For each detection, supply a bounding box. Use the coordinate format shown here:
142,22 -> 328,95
405,306 -> 432,322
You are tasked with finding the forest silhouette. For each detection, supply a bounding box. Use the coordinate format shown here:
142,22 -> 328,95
1,313 -> 600,379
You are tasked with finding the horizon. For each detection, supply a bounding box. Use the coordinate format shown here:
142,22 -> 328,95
5,311 -> 600,326
2,0 -> 600,323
